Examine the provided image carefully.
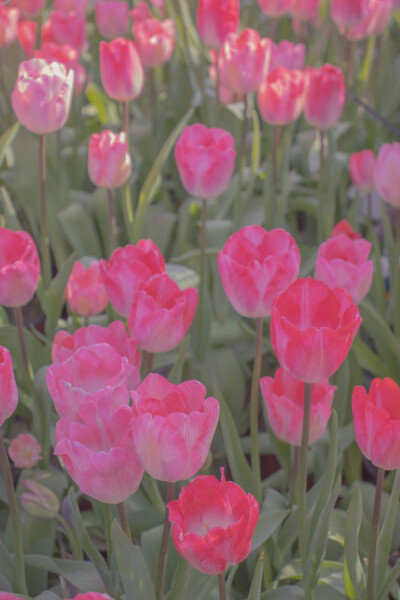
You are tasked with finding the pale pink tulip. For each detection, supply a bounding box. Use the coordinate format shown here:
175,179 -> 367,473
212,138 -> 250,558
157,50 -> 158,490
0,346 -> 18,426
65,260 -> 108,316
88,130 -> 132,189
374,142 -> 400,208
133,17 -> 175,67
0,227 -> 40,307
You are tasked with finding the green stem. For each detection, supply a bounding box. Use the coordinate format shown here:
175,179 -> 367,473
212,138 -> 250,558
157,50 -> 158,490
39,134 -> 51,289
218,572 -> 226,600
13,306 -> 34,386
367,467 -> 385,600
297,382 -> 312,568
271,125 -> 281,229
107,188 -> 117,253
122,101 -> 129,141
0,430 -> 27,595
156,482 -> 175,600
103,504 -> 113,566
250,317 -> 264,503
288,446 -> 300,507
149,68 -> 157,126
317,130 -> 325,243
117,501 -> 131,540
142,351 -> 154,378
233,94 -> 249,231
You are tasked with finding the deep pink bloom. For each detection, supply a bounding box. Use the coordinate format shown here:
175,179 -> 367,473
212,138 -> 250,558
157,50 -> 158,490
0,228 -> 40,307
196,0 -> 239,48
346,0 -> 393,40
51,321 -> 141,389
65,260 -> 108,316
8,433 -> 42,468
0,346 -> 18,427
54,0 -> 89,15
129,2 -> 152,24
95,0 -> 129,39
331,0 -> 370,28
47,343 -> 133,419
168,470 -> 259,575
270,278 -> 362,383
330,219 -> 361,240
260,367 -> 336,445
41,11 -> 87,51
304,64 -> 345,130
128,273 -> 198,353
349,149 -> 376,193
218,226 -> 301,318
55,396 -> 143,504
268,40 -> 306,71
209,49 -> 237,104
88,130 -> 132,189
133,17 -> 175,67
0,593 -> 25,600
17,20 -> 37,57
0,6 -> 20,47
218,29 -> 271,95
258,67 -> 306,126
100,37 -> 145,102
374,142 -> 400,208
257,0 -> 293,16
131,373 -> 219,481
99,240 -> 166,317
12,59 -> 74,135
315,234 -> 373,304
175,124 -> 236,199
352,378 -> 400,470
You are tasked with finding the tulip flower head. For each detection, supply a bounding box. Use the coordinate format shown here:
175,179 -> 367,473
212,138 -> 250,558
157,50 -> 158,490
268,40 -> 306,71
0,346 -> 18,426
0,227 -> 40,307
0,6 -> 20,47
330,219 -> 361,240
196,0 -> 239,48
257,0 -> 293,16
100,37 -> 145,102
8,433 -> 42,468
331,0 -> 370,28
258,66 -> 306,126
304,64 -> 345,130
41,11 -> 87,51
374,142 -> 400,208
349,149 -> 376,193
65,260 -> 108,316
133,17 -> 175,67
88,130 -> 132,189
17,19 -> 37,57
95,0 -> 129,39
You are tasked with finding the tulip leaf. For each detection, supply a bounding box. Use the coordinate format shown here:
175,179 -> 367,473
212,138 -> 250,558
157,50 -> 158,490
376,469 -> 400,592
367,220 -> 387,317
57,203 -> 102,258
0,186 -> 22,231
133,106 -> 195,242
260,587 -> 305,599
248,552 -> 264,600
168,335 -> 191,384
0,576 -> 11,593
166,263 -> 200,289
0,541 -> 16,592
351,337 -> 394,380
111,519 -> 156,600
40,252 -> 76,339
213,379 -> 254,495
344,485 -> 365,600
24,555 -> 105,592
359,299 -> 400,376
85,83 -> 113,124
376,559 -> 400,600
166,557 -> 192,600
251,510 -> 290,551
0,122 -> 20,168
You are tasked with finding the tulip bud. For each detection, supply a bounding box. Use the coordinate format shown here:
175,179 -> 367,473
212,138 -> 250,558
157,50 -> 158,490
20,480 -> 60,519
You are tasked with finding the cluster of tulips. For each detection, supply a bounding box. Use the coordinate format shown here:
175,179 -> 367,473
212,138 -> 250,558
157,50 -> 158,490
0,0 -> 400,599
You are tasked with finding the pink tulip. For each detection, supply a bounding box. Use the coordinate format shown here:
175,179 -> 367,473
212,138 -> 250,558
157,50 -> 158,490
51,321 -> 141,389
290,0 -> 321,21
131,373 -> 219,481
0,228 -> 40,307
54,0 -> 89,15
218,226 -> 301,318
100,37 -> 145,102
11,0 -> 43,18
34,43 -> 86,94
133,17 -> 175,67
41,11 -> 87,51
209,49 -> 237,104
175,124 -> 236,199
99,240 -> 166,317
260,367 -> 336,445
346,0 -> 393,39
0,6 -> 19,47
268,40 -> 306,71
55,396 -> 143,503
129,2 -> 152,24
218,29 -> 271,95
47,343 -> 132,419
257,0 -> 293,17
374,142 -> 400,208
349,149 -> 376,193
95,0 -> 129,39
8,433 -> 42,468
258,67 -> 306,126
315,234 -> 373,304
17,20 -> 37,57
271,278 -> 362,383
88,130 -> 132,189
12,59 -> 74,135
331,0 -> 370,28
168,469 -> 259,575
352,378 -> 400,470
65,260 -> 108,317
330,219 -> 361,240
0,346 -> 18,426
304,64 -> 345,130
196,0 -> 239,48
0,595 -> 24,600
128,273 -> 198,353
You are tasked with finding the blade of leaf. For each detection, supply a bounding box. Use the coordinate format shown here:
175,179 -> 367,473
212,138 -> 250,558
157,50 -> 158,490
248,553 -> 264,600
344,485 -> 366,600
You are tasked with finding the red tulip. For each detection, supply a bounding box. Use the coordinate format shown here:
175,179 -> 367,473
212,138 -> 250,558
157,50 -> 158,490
131,373 -> 219,481
95,0 -> 128,39
374,142 -> 400,208
218,226 -> 301,318
260,367 -> 336,445
100,37 -> 145,102
258,66 -> 306,126
304,64 -> 345,130
196,0 -> 239,48
349,150 -> 376,193
352,378 -> 400,470
88,130 -> 132,189
0,346 -> 18,426
133,17 -> 175,67
0,228 -> 40,307
8,433 -> 42,468
270,278 -> 362,382
168,469 -> 259,575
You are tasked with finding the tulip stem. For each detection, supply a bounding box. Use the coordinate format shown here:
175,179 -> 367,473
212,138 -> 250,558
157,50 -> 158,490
107,188 -> 117,253
156,481 -> 175,600
149,68 -> 157,127
233,94 -> 249,232
317,130 -> 326,243
39,134 -> 51,289
117,501 -> 131,540
288,446 -> 300,507
142,351 -> 154,377
218,573 -> 226,600
297,381 -> 312,568
367,467 -> 385,600
250,317 -> 264,503
271,125 -> 281,229
122,102 -> 129,141
13,306 -> 34,387
0,430 -> 27,595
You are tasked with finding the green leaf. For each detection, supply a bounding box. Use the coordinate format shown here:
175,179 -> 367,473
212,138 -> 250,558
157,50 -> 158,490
168,335 -> 190,384
58,203 -> 102,257
359,299 -> 400,376
24,555 -> 104,592
133,107 -> 195,242
0,541 -> 16,592
85,83 -> 112,124
248,553 -> 264,600
260,587 -> 305,599
111,519 -> 156,600
0,122 -> 20,168
41,252 -> 76,339
0,186 -> 22,231
351,337 -> 394,380
166,557 -> 192,600
376,559 -> 400,600
376,469 -> 400,591
166,263 -> 200,289
251,510 -> 290,551
344,485 -> 366,600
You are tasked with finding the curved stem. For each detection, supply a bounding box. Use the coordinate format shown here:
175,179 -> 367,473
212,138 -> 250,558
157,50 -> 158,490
39,134 -> 51,289
0,431 -> 27,595
250,317 -> 264,503
297,382 -> 312,568
367,467 -> 385,600
156,482 -> 175,600
107,188 -> 117,253
218,573 -> 226,600
117,501 -> 131,540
